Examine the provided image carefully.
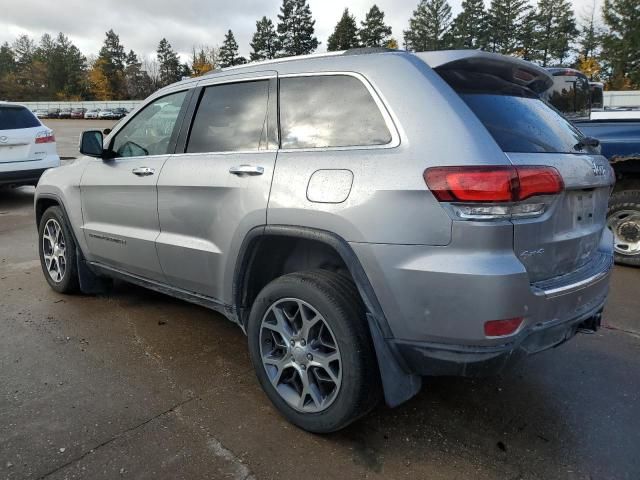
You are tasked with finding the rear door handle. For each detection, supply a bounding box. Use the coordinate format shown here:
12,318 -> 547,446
131,167 -> 155,176
229,165 -> 264,176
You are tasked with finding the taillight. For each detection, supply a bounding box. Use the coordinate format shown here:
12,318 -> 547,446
35,130 -> 55,144
484,317 -> 523,337
424,165 -> 563,220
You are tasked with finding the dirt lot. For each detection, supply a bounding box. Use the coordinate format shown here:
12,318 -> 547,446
1,124 -> 639,479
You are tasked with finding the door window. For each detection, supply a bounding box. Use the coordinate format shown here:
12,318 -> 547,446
279,75 -> 392,149
186,80 -> 274,153
111,90 -> 187,158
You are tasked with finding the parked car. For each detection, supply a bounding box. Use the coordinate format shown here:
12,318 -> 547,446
58,108 -> 72,119
84,109 -> 100,119
544,68 -> 640,267
47,108 -> 60,119
98,109 -> 115,119
33,109 -> 49,119
71,108 -> 86,119
35,49 -> 614,433
0,102 -> 60,186
111,107 -> 128,119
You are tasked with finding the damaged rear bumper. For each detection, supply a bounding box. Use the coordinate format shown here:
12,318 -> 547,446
391,303 -> 606,377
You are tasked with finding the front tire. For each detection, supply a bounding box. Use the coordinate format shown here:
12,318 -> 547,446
247,270 -> 380,433
607,189 -> 640,267
38,206 -> 79,293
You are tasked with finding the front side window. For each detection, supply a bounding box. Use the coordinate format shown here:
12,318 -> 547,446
111,90 -> 187,158
186,80 -> 273,153
279,75 -> 392,149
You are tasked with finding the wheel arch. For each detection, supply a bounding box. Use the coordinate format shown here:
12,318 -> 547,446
233,225 -> 422,407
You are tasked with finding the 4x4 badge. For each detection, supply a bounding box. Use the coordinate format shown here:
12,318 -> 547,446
591,159 -> 607,176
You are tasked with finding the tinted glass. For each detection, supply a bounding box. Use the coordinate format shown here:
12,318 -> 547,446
187,80 -> 272,153
0,106 -> 40,130
461,94 -> 597,154
279,75 -> 392,148
111,90 -> 187,158
542,74 -> 591,120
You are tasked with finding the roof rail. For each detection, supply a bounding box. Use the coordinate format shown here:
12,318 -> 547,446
342,47 -> 401,56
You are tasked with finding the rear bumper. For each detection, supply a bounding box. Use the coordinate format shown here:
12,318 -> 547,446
391,303 -> 605,377
0,156 -> 60,186
0,168 -> 49,186
351,225 -> 614,377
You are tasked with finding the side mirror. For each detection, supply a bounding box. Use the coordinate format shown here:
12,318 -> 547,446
79,130 -> 104,158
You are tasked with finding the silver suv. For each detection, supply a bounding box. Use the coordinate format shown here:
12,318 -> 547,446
35,49 -> 614,433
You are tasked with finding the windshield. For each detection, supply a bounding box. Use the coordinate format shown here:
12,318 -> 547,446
0,106 -> 40,130
461,94 -> 598,154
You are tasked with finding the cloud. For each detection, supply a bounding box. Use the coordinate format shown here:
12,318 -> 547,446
1,0 -> 601,61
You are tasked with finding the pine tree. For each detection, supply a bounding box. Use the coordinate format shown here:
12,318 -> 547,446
124,50 -> 152,99
219,30 -> 240,68
359,5 -> 392,48
403,0 -> 452,52
487,0 -> 532,55
97,30 -> 127,97
250,17 -> 279,61
0,43 -> 15,77
531,0 -> 577,67
602,0 -> 640,89
277,0 -> 319,56
448,0 -> 489,49
575,0 -> 603,80
327,9 -> 360,51
157,38 -> 181,87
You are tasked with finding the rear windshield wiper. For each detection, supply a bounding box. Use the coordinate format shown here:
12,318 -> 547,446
574,136 -> 600,150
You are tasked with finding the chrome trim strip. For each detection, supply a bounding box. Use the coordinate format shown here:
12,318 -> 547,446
538,256 -> 613,298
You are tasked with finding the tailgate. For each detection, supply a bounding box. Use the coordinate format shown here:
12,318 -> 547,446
507,152 -> 614,282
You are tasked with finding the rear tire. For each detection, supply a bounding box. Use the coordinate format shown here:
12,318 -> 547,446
38,206 -> 80,293
247,270 -> 380,433
607,189 -> 640,267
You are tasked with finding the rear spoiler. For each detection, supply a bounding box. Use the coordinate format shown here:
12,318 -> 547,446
416,50 -> 553,95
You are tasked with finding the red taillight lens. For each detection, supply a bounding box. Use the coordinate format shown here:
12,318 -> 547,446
484,317 -> 524,337
424,166 -> 563,203
35,131 -> 55,144
424,166 -> 515,202
516,166 -> 564,200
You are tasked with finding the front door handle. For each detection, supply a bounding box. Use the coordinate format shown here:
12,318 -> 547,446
132,167 -> 155,176
229,165 -> 264,176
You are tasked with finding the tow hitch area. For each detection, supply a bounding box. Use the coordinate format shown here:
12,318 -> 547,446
578,310 -> 603,334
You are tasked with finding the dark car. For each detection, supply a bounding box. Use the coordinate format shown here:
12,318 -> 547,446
58,108 -> 72,119
71,108 -> 86,119
47,108 -> 60,119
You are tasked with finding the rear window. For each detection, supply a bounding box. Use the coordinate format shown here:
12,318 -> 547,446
279,75 -> 392,149
187,80 -> 274,153
460,94 -> 596,154
0,106 -> 40,130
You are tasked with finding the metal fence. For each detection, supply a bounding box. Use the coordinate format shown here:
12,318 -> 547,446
19,100 -> 141,110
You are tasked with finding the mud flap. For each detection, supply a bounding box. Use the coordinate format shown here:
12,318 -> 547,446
366,313 -> 422,408
76,247 -> 110,294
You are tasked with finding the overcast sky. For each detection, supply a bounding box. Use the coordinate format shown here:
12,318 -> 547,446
2,0 -> 601,62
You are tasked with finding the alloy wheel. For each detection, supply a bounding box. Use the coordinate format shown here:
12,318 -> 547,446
42,218 -> 67,283
259,298 -> 342,413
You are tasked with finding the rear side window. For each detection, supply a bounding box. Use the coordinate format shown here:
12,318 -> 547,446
0,106 -> 40,130
279,75 -> 392,149
460,94 -> 595,154
187,80 -> 273,153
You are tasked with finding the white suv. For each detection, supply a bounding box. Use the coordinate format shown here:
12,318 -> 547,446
0,102 -> 60,186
